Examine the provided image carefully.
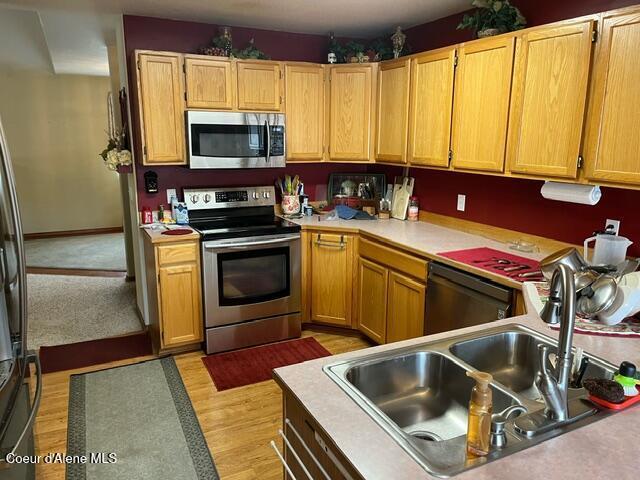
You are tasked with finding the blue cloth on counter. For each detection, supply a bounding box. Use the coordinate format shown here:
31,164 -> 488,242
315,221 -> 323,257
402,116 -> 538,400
335,205 -> 375,220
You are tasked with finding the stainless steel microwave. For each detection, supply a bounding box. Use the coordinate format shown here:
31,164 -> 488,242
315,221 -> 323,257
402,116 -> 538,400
186,111 -> 285,169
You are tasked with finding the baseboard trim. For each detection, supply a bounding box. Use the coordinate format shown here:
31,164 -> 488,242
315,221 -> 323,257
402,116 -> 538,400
24,226 -> 124,240
26,267 -> 127,277
301,322 -> 367,339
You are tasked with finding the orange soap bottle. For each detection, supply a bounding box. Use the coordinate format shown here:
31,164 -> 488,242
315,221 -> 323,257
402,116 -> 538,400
466,371 -> 493,456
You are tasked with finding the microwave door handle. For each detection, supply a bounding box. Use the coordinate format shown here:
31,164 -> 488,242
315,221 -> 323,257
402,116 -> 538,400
265,120 -> 271,163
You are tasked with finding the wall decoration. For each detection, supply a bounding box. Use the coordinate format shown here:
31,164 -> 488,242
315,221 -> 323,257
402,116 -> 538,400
235,38 -> 270,60
390,26 -> 406,59
100,92 -> 132,172
199,27 -> 269,59
457,0 -> 527,38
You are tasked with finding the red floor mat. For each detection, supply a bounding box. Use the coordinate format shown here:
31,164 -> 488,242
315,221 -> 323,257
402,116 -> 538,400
39,332 -> 152,374
202,337 -> 331,391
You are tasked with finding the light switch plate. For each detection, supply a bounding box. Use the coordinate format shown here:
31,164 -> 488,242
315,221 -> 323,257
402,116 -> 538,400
166,188 -> 177,204
457,194 -> 466,212
605,219 -> 620,235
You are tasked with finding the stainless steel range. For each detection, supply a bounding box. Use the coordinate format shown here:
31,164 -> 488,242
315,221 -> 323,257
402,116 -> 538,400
185,186 -> 301,354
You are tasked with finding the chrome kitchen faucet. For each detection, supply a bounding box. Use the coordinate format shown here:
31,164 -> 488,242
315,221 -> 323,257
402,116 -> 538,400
514,264 -> 596,436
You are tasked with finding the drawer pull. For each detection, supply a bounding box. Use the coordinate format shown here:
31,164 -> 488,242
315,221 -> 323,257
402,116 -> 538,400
315,234 -> 346,249
286,418 -> 331,480
270,440 -> 297,480
278,428 -> 314,480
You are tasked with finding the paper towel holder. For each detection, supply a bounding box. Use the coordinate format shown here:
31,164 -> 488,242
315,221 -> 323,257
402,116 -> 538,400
540,181 -> 602,206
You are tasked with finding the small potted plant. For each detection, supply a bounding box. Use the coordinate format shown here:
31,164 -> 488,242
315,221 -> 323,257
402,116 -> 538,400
457,0 -> 526,38
345,41 -> 368,63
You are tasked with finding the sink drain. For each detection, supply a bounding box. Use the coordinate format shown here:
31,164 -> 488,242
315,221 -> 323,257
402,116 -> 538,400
410,430 -> 443,442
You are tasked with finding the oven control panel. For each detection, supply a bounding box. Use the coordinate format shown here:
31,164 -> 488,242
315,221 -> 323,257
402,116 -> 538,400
184,186 -> 276,210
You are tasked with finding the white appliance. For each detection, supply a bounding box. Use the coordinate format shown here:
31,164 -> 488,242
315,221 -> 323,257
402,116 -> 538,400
186,111 -> 285,169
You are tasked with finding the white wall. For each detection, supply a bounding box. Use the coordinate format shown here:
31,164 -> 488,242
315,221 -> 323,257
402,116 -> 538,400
0,68 -> 122,234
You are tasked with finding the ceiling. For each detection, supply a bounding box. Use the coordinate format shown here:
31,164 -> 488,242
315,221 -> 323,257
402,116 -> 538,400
0,5 -> 117,76
0,0 -> 470,76
0,0 -> 470,37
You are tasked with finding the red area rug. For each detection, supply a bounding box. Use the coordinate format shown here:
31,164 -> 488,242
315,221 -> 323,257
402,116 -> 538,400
201,337 -> 331,391
39,332 -> 152,374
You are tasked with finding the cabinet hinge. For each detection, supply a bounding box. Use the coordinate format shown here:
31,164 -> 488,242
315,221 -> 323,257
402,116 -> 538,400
143,145 -> 147,157
280,95 -> 283,105
577,155 -> 584,169
448,150 -> 453,162
279,70 -> 283,79
453,55 -> 459,67
184,92 -> 187,102
137,59 -> 141,70
182,63 -> 186,73
592,30 -> 598,43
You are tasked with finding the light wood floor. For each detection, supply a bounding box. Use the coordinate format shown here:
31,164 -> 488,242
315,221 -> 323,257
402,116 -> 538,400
31,330 -> 371,479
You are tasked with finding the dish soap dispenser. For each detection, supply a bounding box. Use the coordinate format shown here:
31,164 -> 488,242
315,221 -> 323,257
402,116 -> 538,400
466,371 -> 493,456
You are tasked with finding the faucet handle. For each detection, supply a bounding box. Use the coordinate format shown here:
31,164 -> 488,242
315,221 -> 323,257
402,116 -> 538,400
537,344 -> 556,378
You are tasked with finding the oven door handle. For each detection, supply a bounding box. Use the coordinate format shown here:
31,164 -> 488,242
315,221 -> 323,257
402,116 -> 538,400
204,235 -> 299,250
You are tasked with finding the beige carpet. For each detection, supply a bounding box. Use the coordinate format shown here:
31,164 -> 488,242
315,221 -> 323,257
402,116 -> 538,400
27,274 -> 143,350
25,233 -> 126,271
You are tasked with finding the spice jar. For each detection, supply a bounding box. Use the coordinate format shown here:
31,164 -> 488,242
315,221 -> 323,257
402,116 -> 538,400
408,196 -> 419,221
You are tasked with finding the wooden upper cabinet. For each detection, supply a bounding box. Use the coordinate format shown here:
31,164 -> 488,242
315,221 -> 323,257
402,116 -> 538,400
451,37 -> 515,172
310,233 -> 354,327
375,59 -> 410,163
408,48 -> 456,168
328,65 -> 375,161
507,21 -> 595,178
236,61 -> 283,111
584,8 -> 640,185
184,56 -> 234,109
136,52 -> 186,165
285,64 -> 324,161
357,258 -> 388,343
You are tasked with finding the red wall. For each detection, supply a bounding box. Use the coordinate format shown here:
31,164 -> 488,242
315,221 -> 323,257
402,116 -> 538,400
123,15 -> 363,208
372,165 -> 640,256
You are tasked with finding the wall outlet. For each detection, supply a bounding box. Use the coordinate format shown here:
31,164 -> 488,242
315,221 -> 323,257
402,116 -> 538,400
605,219 -> 620,235
457,194 -> 466,212
166,188 -> 177,204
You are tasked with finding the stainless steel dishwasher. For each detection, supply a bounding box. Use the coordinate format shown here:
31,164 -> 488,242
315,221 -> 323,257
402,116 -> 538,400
425,262 -> 513,335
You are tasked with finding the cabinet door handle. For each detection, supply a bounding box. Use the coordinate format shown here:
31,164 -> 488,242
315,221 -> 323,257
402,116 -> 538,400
270,440 -> 297,480
315,234 -> 346,249
285,418 -> 331,480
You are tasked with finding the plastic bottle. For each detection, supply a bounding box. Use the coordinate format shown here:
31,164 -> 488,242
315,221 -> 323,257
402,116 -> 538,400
465,371 -> 493,456
408,196 -> 419,221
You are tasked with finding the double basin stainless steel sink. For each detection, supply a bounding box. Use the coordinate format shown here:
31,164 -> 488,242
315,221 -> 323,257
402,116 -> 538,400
323,324 -> 616,477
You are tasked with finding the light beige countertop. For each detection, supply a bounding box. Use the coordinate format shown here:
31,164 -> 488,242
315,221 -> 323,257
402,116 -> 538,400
141,224 -> 200,244
274,287 -> 640,479
289,215 -> 556,289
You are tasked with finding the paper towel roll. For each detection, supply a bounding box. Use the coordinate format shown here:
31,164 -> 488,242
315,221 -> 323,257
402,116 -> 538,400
540,181 -> 602,205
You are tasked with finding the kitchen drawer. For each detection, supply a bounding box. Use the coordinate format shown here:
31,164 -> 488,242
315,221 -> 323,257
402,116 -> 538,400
359,238 -> 427,280
157,242 -> 198,266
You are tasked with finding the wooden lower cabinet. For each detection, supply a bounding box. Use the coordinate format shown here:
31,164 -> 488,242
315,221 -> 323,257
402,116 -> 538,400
309,232 -> 355,327
144,236 -> 203,353
386,271 -> 426,343
280,387 -> 363,480
356,239 -> 427,344
357,258 -> 388,343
